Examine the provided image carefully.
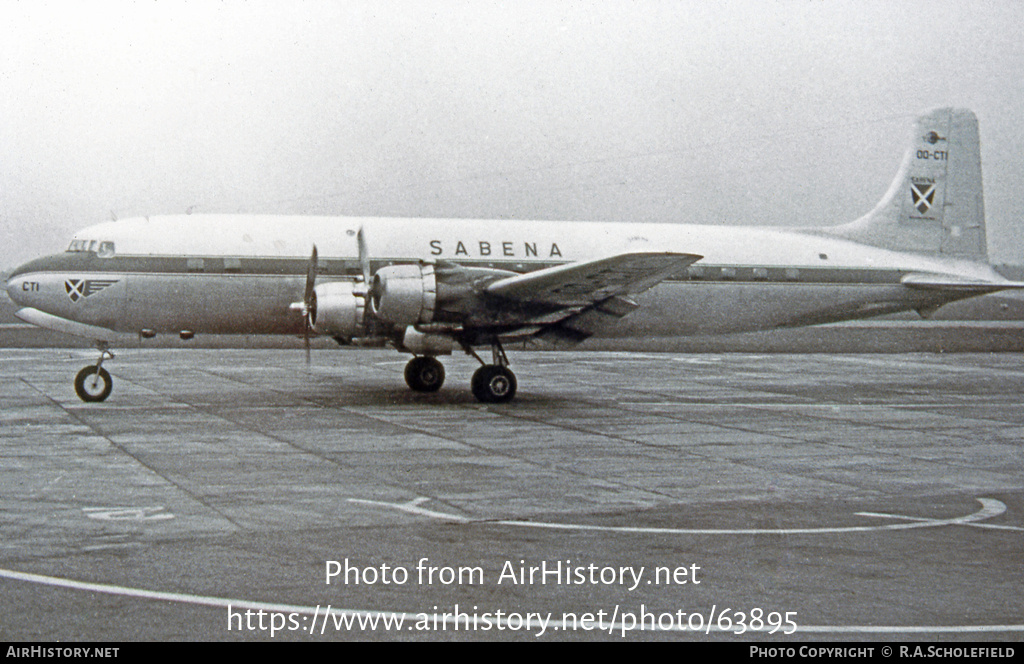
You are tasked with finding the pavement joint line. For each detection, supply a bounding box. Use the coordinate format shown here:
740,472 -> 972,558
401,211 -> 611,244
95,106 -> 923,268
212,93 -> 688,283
199,364 -> 685,504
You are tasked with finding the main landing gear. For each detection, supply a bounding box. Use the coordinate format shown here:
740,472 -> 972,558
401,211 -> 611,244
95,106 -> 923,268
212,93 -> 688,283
470,342 -> 516,404
403,341 -> 518,403
471,363 -> 516,404
404,355 -> 446,392
74,344 -> 115,402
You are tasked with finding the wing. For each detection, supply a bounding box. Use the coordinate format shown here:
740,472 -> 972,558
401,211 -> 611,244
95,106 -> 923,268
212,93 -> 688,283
486,252 -> 701,305
483,251 -> 701,343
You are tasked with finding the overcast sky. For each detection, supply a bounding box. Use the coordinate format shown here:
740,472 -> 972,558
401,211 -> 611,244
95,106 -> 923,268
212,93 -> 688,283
2,0 -> 1023,270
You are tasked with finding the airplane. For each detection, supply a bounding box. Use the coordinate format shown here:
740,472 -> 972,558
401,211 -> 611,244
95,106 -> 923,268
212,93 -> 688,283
6,107 -> 1022,404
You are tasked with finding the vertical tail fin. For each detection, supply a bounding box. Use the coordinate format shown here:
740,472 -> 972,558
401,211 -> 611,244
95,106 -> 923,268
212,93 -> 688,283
832,108 -> 987,260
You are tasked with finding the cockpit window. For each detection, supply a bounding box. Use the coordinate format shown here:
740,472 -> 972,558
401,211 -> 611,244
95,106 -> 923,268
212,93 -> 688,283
67,239 -> 115,257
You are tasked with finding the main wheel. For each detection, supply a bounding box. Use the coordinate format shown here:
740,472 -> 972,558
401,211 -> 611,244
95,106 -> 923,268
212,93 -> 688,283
471,365 -> 517,403
404,356 -> 445,392
74,366 -> 113,402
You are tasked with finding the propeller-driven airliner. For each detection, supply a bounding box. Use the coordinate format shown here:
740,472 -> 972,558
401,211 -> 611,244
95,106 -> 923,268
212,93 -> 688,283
6,108 -> 1020,403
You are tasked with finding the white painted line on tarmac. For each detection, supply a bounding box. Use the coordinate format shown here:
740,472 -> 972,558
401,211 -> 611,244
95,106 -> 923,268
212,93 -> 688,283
82,506 -> 175,521
1,566 -> 1022,635
348,497 -> 470,523
857,503 -> 1024,532
350,497 -> 1013,536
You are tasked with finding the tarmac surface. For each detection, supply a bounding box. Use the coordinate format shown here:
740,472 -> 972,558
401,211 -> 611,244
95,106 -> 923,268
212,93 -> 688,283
1,347 -> 1022,641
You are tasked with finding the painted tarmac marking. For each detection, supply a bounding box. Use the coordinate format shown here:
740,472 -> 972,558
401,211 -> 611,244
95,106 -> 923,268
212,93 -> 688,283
0,566 -> 1021,635
82,506 -> 175,522
348,497 -> 469,523
857,503 -> 1024,532
349,497 -> 1012,536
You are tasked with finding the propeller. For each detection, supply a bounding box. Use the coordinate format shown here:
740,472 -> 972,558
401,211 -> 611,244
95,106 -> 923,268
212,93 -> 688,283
303,244 -> 318,364
298,230 -> 367,364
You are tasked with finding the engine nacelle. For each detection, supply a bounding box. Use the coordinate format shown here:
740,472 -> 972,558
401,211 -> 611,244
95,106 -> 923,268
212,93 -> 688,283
311,281 -> 366,339
369,263 -> 436,327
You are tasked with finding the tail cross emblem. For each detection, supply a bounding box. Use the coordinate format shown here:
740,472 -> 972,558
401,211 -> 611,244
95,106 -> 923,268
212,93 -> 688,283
910,182 -> 936,214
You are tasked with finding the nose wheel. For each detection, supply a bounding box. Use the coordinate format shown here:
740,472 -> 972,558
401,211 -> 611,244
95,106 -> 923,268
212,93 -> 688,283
74,347 -> 115,402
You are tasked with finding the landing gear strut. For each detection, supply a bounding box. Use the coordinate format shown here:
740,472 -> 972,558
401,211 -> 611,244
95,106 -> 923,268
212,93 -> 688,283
468,341 -> 517,404
74,345 -> 114,402
404,356 -> 445,392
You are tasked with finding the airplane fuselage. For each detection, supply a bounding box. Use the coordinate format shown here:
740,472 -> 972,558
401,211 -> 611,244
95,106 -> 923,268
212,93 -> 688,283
6,215 -> 1002,341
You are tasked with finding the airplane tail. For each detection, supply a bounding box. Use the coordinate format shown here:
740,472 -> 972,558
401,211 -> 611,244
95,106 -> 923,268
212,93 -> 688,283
829,107 -> 987,261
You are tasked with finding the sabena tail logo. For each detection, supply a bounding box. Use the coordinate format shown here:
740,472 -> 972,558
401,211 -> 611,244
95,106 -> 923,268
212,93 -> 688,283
910,182 -> 936,214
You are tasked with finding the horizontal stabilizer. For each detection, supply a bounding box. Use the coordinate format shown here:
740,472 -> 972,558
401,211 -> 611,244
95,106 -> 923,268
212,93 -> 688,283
901,273 -> 1024,293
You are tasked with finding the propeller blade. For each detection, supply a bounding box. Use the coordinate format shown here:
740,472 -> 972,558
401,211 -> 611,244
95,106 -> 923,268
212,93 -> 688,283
357,226 -> 370,284
304,244 -> 318,311
303,245 -> 318,364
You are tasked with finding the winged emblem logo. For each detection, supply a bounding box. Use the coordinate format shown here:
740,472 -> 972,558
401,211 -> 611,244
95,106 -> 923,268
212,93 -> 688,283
65,278 -> 118,302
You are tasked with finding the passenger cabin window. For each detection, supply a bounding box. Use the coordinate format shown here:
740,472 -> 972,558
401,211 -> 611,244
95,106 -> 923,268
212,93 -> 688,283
187,258 -> 205,273
223,257 -> 242,273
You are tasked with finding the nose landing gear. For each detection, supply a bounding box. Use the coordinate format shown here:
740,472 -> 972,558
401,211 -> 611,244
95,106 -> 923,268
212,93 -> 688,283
74,345 -> 114,402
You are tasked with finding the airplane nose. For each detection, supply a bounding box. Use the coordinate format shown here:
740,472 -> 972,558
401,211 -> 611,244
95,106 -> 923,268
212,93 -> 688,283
5,268 -> 31,307
4,274 -> 18,305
